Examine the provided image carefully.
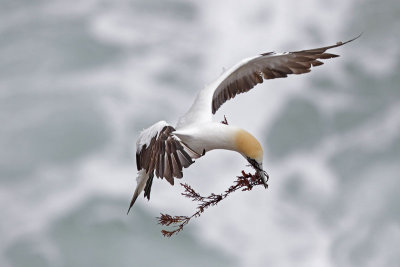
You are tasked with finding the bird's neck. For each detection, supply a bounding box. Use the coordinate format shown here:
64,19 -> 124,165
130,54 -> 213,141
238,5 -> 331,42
203,124 -> 263,161
174,123 -> 263,160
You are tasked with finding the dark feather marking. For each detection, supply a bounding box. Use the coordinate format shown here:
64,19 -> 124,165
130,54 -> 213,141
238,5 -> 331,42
260,51 -> 274,56
165,153 -> 174,184
274,65 -> 293,74
136,152 -> 141,171
311,60 -> 324,67
319,53 -> 339,59
297,61 -> 312,68
262,69 -> 274,79
135,124 -> 196,203
255,72 -> 263,83
160,152 -> 165,178
292,56 -> 314,62
164,156 -> 172,182
173,151 -> 182,172
171,154 -> 182,179
177,151 -> 191,167
271,69 -> 287,78
144,173 -> 154,200
286,61 -> 308,69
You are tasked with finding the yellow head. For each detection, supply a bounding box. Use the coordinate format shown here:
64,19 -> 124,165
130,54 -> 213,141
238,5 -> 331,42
234,129 -> 268,188
234,129 -> 263,162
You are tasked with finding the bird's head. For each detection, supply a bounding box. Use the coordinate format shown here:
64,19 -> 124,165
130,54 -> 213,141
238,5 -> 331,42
234,129 -> 268,187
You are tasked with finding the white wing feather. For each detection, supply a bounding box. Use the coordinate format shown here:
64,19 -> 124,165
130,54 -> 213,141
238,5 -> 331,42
176,56 -> 258,129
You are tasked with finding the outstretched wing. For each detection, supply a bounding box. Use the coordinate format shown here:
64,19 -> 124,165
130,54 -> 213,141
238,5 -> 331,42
211,35 -> 360,114
136,121 -> 194,185
176,35 -> 360,128
128,121 -> 196,212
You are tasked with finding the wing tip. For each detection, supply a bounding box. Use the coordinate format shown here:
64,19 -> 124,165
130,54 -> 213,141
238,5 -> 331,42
338,32 -> 363,47
127,191 -> 139,214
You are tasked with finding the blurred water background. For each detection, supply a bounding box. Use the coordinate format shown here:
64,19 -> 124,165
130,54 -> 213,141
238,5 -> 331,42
1,0 -> 399,266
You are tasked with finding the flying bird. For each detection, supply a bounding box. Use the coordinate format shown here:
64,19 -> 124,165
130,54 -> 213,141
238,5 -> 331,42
128,35 -> 360,213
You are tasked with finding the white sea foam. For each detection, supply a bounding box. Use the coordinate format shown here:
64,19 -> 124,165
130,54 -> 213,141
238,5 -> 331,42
1,0 -> 399,266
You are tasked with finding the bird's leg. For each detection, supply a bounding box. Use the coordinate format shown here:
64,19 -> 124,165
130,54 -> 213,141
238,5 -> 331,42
221,115 -> 229,125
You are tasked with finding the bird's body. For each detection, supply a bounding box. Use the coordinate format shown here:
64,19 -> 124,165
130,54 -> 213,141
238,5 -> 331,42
128,35 -> 360,212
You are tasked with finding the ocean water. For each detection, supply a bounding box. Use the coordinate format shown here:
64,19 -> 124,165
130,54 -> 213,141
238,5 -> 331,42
1,0 -> 399,266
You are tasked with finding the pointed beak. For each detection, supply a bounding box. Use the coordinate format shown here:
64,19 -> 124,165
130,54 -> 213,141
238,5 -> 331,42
257,168 -> 269,189
246,158 -> 269,188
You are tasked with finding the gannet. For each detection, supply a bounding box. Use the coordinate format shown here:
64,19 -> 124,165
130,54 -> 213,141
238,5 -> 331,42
128,35 -> 360,212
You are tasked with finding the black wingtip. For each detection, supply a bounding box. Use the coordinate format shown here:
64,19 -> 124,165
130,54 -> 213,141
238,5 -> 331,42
349,32 -> 363,42
127,203 -> 132,215
339,33 -> 363,46
127,201 -> 134,215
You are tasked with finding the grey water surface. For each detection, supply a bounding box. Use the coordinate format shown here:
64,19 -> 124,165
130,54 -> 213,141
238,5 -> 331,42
1,0 -> 399,266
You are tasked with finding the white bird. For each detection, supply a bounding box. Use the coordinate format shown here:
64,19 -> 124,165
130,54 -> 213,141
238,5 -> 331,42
128,35 -> 360,213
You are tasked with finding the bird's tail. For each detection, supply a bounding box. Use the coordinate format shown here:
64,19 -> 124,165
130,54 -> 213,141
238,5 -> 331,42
127,169 -> 149,214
